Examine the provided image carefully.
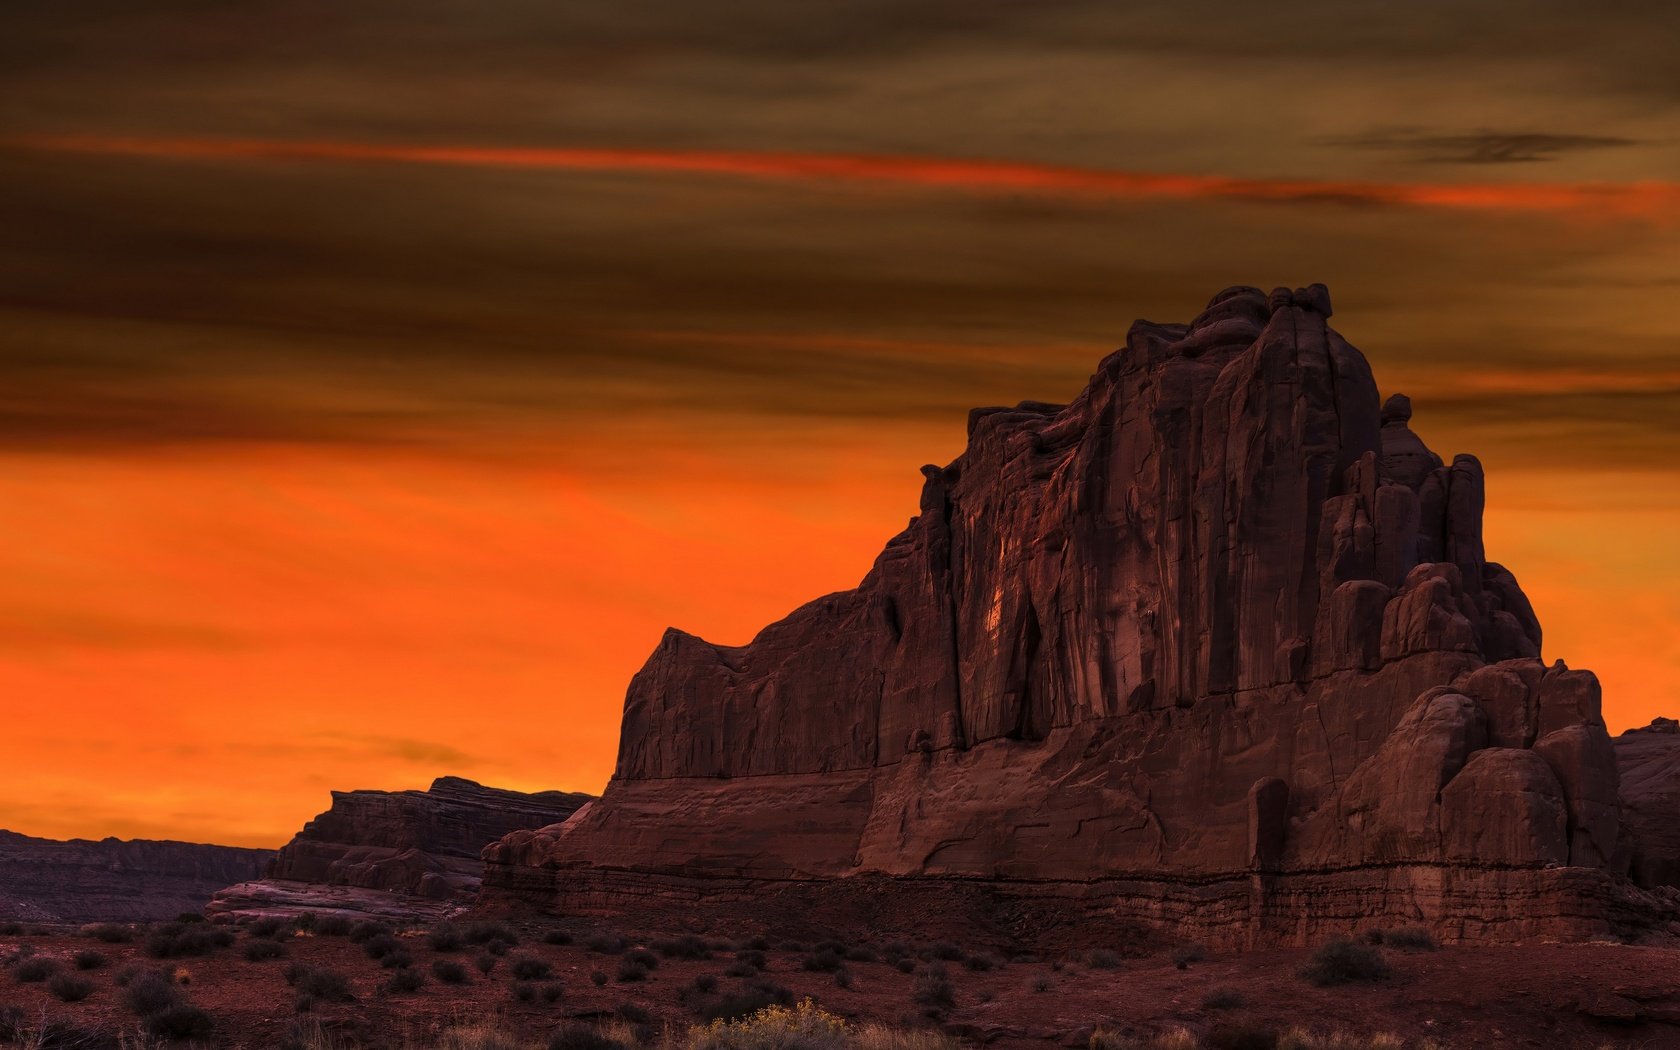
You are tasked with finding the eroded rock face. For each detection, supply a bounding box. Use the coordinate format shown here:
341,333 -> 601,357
485,285 -> 1677,946
0,829 -> 271,923
210,777 -> 589,921
1616,718 -> 1680,891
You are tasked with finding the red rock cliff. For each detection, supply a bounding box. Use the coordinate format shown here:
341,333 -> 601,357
486,286 -> 1679,946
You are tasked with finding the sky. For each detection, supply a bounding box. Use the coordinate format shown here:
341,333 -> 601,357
1,1 -> 1677,848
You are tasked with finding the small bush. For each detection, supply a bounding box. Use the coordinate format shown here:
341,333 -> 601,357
689,999 -> 847,1050
245,939 -> 288,962
617,1002 -> 651,1024
463,921 -> 520,948
363,933 -> 402,959
48,972 -> 95,1002
894,958 -> 916,974
312,915 -> 353,937
385,967 -> 425,994
1172,943 -> 1208,970
843,946 -> 876,962
145,1003 -> 214,1040
543,930 -> 574,946
249,916 -> 293,939
803,949 -> 843,973
433,959 -> 470,984
929,942 -> 964,961
591,970 -> 608,987
381,949 -> 414,970
1299,938 -> 1389,987
123,971 -> 183,1016
476,953 -> 499,975
145,922 -> 233,958
692,982 -> 795,1023
14,956 -> 59,982
625,947 -> 659,970
295,912 -> 317,931
585,933 -> 626,955
348,919 -> 391,942
726,962 -> 758,978
735,949 -> 767,969
1204,988 -> 1247,1011
87,923 -> 132,944
72,950 -> 106,970
285,963 -> 354,1002
513,981 -> 537,1003
0,922 -> 23,936
175,913 -> 207,925
1086,949 -> 1121,969
616,958 -> 649,983
549,1022 -> 629,1050
834,968 -> 852,989
963,954 -> 996,972
512,955 -> 554,981
541,982 -> 564,1004
914,963 -> 955,1012
691,974 -> 720,994
1381,927 -> 1437,951
428,923 -> 465,952
1207,1023 -> 1279,1050
1032,975 -> 1052,993
654,934 -> 711,960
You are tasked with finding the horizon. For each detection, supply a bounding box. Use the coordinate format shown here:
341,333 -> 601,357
3,1 -> 1678,850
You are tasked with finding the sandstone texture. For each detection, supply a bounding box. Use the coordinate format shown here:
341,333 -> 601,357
485,285 -> 1680,947
1616,717 -> 1680,891
0,829 -> 271,923
210,777 -> 588,921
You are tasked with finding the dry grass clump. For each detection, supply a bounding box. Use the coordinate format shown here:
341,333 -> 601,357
1298,938 -> 1388,987
1088,1028 -> 1197,1050
686,999 -> 848,1050
1276,1031 -> 1406,1050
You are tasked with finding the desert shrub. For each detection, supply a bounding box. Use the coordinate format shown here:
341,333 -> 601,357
381,949 -> 415,970
1089,1029 -> 1199,1050
616,958 -> 649,983
833,968 -> 852,989
123,970 -> 183,1016
175,913 -> 207,924
87,923 -> 132,943
429,923 -> 466,952
625,947 -> 659,970
803,949 -> 843,973
48,972 -> 95,1002
362,933 -> 402,960
1207,1023 -> 1279,1050
843,946 -> 876,963
928,942 -> 964,961
913,963 -> 954,1012
1299,938 -> 1389,987
1085,949 -> 1121,970
745,937 -> 770,951
962,954 -> 995,972
617,1003 -> 651,1024
145,1003 -> 214,1040
541,983 -> 564,1004
385,967 -> 426,994
693,983 -> 795,1023
476,953 -> 499,975
511,955 -> 554,981
463,921 -> 520,949
145,921 -> 233,958
312,915 -> 353,936
894,958 -> 915,974
0,922 -> 22,936
433,959 -> 471,984
15,956 -> 59,982
691,974 -> 719,994
778,941 -> 805,953
655,934 -> 712,960
245,939 -> 288,962
726,962 -> 759,978
688,998 -> 848,1050
1203,988 -> 1246,1010
544,930 -> 574,946
513,981 -> 538,1003
348,919 -> 391,943
1381,927 -> 1437,951
1276,1033 -> 1404,1050
591,970 -> 608,987
586,933 -> 627,955
72,950 -> 106,970
1172,943 -> 1208,970
249,916 -> 293,939
549,1022 -> 630,1050
285,963 -> 354,1002
735,949 -> 767,969
294,912 -> 317,931
1031,975 -> 1052,993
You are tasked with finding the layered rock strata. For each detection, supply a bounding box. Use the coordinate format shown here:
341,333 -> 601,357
210,777 -> 589,921
0,829 -> 271,923
485,285 -> 1680,947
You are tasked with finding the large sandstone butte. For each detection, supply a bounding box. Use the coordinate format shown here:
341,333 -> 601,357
210,777 -> 590,922
0,829 -> 271,923
485,285 -> 1680,947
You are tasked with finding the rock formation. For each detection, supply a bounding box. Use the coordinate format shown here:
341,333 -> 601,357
484,285 -> 1680,947
209,777 -> 589,922
1616,717 -> 1680,891
0,829 -> 271,923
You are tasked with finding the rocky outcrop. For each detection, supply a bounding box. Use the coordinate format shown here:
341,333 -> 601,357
210,777 -> 589,921
1616,718 -> 1680,891
0,829 -> 271,923
484,285 -> 1680,947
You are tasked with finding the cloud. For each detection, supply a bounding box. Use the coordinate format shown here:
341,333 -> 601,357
1323,127 -> 1645,164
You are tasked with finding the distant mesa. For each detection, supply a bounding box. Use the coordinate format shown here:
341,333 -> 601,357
480,284 -> 1680,947
208,777 -> 590,923
0,829 -> 271,923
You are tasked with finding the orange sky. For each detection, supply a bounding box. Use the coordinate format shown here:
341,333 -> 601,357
1,0 -> 1678,847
